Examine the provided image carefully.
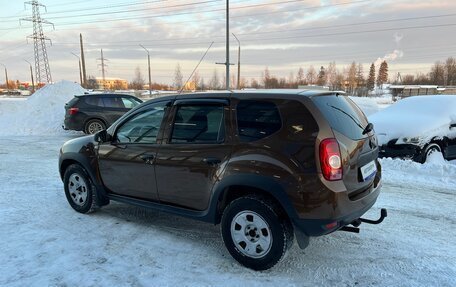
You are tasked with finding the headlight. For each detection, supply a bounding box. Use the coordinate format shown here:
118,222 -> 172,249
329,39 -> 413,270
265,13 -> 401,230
398,137 -> 421,144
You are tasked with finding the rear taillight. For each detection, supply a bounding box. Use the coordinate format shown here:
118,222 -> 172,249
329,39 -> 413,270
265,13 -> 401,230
68,107 -> 79,115
319,138 -> 343,181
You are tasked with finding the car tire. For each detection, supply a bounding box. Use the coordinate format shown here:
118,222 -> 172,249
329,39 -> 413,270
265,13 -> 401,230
63,164 -> 100,214
221,195 -> 293,271
422,143 -> 441,163
84,119 -> 106,134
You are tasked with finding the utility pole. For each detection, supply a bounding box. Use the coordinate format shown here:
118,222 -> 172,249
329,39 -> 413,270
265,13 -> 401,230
139,44 -> 152,96
225,0 -> 229,90
21,0 -> 53,84
79,33 -> 87,87
97,49 -> 108,90
215,0 -> 232,90
71,52 -> 83,85
24,60 -> 35,93
0,63 -> 9,90
232,33 -> 241,89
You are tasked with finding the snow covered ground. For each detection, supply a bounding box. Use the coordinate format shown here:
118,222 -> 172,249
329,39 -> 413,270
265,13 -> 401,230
0,85 -> 455,286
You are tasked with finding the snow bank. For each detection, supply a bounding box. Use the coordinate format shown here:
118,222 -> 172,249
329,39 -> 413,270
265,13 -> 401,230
0,81 -> 85,136
380,153 -> 456,192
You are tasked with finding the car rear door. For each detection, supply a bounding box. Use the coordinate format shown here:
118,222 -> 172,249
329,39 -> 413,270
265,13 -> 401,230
97,101 -> 170,201
154,99 -> 232,211
101,95 -> 130,125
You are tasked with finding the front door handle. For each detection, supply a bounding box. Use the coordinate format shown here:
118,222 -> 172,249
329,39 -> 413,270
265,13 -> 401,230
202,157 -> 221,166
140,153 -> 155,164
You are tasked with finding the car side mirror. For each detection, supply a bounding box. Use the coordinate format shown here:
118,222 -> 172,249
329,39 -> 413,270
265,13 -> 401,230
94,130 -> 112,143
450,123 -> 456,129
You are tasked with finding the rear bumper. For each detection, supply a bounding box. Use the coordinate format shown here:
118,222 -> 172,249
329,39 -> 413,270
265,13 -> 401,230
292,178 -> 382,241
63,116 -> 84,131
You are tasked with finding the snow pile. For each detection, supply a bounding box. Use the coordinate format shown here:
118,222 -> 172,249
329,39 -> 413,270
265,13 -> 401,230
380,153 -> 456,192
0,81 -> 85,136
370,95 -> 456,146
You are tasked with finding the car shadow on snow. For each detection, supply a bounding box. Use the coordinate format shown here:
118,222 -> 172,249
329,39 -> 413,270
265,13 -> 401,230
89,201 -> 377,276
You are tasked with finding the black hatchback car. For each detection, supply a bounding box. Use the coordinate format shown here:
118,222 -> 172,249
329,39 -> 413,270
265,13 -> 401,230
63,93 -> 142,134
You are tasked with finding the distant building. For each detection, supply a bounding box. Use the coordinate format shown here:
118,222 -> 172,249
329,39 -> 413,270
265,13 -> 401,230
389,85 -> 456,101
95,77 -> 128,90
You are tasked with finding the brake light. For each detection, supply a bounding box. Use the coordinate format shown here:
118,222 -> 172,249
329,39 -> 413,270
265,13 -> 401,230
319,138 -> 343,181
68,107 -> 79,115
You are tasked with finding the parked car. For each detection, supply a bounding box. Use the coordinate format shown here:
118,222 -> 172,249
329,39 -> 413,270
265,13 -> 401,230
59,90 -> 385,270
370,95 -> 456,163
63,93 -> 143,134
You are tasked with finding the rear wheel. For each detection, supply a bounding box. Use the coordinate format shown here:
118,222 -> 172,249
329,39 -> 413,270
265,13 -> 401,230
63,164 -> 100,213
84,119 -> 105,134
221,196 -> 293,271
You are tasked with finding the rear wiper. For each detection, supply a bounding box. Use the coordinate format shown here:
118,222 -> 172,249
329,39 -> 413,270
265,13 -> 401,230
362,122 -> 374,135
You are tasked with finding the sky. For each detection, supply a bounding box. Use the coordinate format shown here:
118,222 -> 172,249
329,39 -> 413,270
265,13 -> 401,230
0,0 -> 456,85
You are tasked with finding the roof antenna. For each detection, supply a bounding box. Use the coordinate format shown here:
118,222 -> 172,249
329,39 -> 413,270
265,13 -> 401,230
179,41 -> 214,94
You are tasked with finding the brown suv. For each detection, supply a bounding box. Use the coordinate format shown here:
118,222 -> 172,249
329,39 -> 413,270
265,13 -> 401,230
59,90 -> 385,270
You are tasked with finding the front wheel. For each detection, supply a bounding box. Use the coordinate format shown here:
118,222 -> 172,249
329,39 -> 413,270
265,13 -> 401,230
221,196 -> 293,271
422,143 -> 442,163
63,164 -> 100,213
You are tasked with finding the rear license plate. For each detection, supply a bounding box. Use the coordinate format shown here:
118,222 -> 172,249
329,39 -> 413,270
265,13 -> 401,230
361,160 -> 377,181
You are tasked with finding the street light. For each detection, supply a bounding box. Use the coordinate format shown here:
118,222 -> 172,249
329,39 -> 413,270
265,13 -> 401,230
139,44 -> 152,97
232,33 -> 241,90
70,52 -> 83,85
0,63 -> 9,91
24,60 -> 35,93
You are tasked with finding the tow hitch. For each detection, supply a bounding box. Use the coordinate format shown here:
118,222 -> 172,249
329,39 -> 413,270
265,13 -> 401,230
340,208 -> 387,233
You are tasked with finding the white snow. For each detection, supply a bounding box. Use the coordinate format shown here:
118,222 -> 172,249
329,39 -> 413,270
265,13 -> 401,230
0,81 -> 86,136
349,95 -> 393,117
0,91 -> 455,286
370,95 -> 456,146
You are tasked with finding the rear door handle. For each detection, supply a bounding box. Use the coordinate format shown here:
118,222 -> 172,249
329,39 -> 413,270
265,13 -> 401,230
140,153 -> 155,164
202,157 -> 221,166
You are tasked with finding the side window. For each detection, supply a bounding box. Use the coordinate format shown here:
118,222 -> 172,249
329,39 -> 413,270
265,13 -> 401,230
170,104 -> 225,144
122,97 -> 140,109
236,100 -> 282,142
103,97 -> 125,108
85,96 -> 104,107
116,103 -> 168,144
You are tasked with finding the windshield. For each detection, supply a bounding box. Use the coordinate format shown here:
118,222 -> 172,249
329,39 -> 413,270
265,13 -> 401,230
312,95 -> 369,140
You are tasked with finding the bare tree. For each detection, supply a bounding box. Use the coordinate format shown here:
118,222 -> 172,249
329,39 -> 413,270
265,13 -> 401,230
296,67 -> 305,86
129,66 -> 145,90
209,69 -> 220,90
445,57 -> 456,86
326,62 -> 337,90
306,65 -> 317,84
173,63 -> 183,89
347,62 -> 357,94
429,61 -> 445,85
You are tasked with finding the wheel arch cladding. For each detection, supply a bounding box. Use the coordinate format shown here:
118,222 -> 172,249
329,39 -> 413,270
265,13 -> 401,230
210,174 -> 298,224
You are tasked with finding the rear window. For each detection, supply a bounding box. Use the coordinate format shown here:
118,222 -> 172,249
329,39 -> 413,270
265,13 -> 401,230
102,97 -> 125,108
312,95 -> 368,140
236,100 -> 282,142
66,97 -> 80,107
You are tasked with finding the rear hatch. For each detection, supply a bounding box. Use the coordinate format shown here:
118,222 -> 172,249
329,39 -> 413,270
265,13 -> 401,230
64,97 -> 80,116
312,95 -> 379,196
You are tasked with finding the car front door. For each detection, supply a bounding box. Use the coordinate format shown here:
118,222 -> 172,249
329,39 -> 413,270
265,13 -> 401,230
154,99 -> 232,211
98,101 -> 170,201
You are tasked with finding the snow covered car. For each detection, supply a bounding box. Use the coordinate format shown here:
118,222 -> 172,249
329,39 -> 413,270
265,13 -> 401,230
370,95 -> 456,163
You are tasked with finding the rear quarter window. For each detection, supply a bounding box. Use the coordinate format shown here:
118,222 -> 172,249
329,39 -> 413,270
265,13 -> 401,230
312,95 -> 368,140
236,100 -> 281,142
